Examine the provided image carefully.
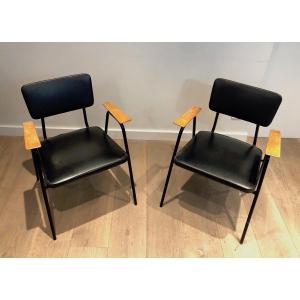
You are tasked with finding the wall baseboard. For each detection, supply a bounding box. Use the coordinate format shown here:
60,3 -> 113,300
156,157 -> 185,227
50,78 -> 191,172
0,124 -> 248,141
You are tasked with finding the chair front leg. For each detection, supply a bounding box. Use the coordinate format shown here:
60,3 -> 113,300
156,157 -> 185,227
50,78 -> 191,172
160,127 -> 184,207
240,155 -> 270,244
33,150 -> 57,240
240,192 -> 259,244
120,124 -> 137,205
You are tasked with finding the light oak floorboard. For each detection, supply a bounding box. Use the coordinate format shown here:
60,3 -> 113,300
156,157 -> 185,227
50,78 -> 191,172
67,246 -> 108,258
0,136 -> 299,257
146,140 -> 223,257
107,140 -> 147,257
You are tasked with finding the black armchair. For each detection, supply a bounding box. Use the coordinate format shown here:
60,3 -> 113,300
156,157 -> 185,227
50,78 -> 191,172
21,74 -> 137,240
160,78 -> 282,244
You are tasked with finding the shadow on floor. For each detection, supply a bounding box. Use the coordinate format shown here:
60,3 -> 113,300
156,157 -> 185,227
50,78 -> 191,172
23,159 -> 36,176
23,163 -> 132,239
148,169 -> 245,239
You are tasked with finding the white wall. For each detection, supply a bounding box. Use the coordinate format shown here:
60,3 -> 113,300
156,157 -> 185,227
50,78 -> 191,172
0,43 -> 299,139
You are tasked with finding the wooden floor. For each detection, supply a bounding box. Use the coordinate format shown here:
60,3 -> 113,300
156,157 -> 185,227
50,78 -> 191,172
0,135 -> 299,257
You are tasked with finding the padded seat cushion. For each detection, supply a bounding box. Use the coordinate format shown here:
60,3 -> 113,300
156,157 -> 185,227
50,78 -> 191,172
39,126 -> 127,187
175,131 -> 263,191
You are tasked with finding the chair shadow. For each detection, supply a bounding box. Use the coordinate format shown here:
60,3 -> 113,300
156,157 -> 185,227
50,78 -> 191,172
134,163 -> 167,193
23,163 -> 132,238
23,159 -> 36,176
148,170 -> 243,239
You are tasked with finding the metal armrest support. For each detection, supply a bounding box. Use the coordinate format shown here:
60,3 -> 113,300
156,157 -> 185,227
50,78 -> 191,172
102,101 -> 137,205
160,106 -> 201,207
102,101 -> 131,145
172,105 -> 202,150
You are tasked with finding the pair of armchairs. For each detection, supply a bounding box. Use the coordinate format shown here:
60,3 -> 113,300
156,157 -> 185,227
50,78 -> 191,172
21,74 -> 282,244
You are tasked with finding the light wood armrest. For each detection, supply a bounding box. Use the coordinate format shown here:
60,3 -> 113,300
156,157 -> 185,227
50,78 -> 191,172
266,129 -> 281,158
103,101 -> 131,124
174,106 -> 202,127
23,121 -> 41,150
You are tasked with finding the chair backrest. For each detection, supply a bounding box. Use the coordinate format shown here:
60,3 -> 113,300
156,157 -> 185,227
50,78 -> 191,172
209,78 -> 282,127
21,73 -> 94,119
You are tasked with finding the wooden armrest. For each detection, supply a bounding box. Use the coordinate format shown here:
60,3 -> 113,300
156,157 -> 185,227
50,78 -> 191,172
266,129 -> 281,158
174,106 -> 202,127
103,101 -> 131,124
23,121 -> 41,150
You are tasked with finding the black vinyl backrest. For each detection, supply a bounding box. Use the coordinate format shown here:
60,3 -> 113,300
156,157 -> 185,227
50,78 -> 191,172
21,74 -> 94,119
209,78 -> 282,127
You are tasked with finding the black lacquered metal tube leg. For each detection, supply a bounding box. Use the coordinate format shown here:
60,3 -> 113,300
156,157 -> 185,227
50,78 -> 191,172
33,150 -> 56,240
240,155 -> 270,244
127,157 -> 137,205
240,193 -> 259,244
31,150 -> 39,181
121,124 -> 137,205
40,183 -> 57,240
160,128 -> 183,207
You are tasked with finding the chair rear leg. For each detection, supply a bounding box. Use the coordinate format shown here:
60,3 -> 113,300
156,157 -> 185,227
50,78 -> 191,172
120,124 -> 137,205
127,158 -> 137,205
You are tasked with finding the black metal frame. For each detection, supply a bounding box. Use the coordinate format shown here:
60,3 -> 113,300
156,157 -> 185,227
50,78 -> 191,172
253,124 -> 260,146
30,109 -> 137,240
31,149 -> 57,240
160,127 -> 184,208
159,113 -> 271,244
105,111 -> 137,206
41,118 -> 47,139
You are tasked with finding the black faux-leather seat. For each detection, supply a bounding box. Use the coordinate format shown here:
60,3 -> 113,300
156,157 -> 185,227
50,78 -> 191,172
174,131 -> 262,192
40,126 -> 128,187
21,74 -> 137,240
160,78 -> 282,244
